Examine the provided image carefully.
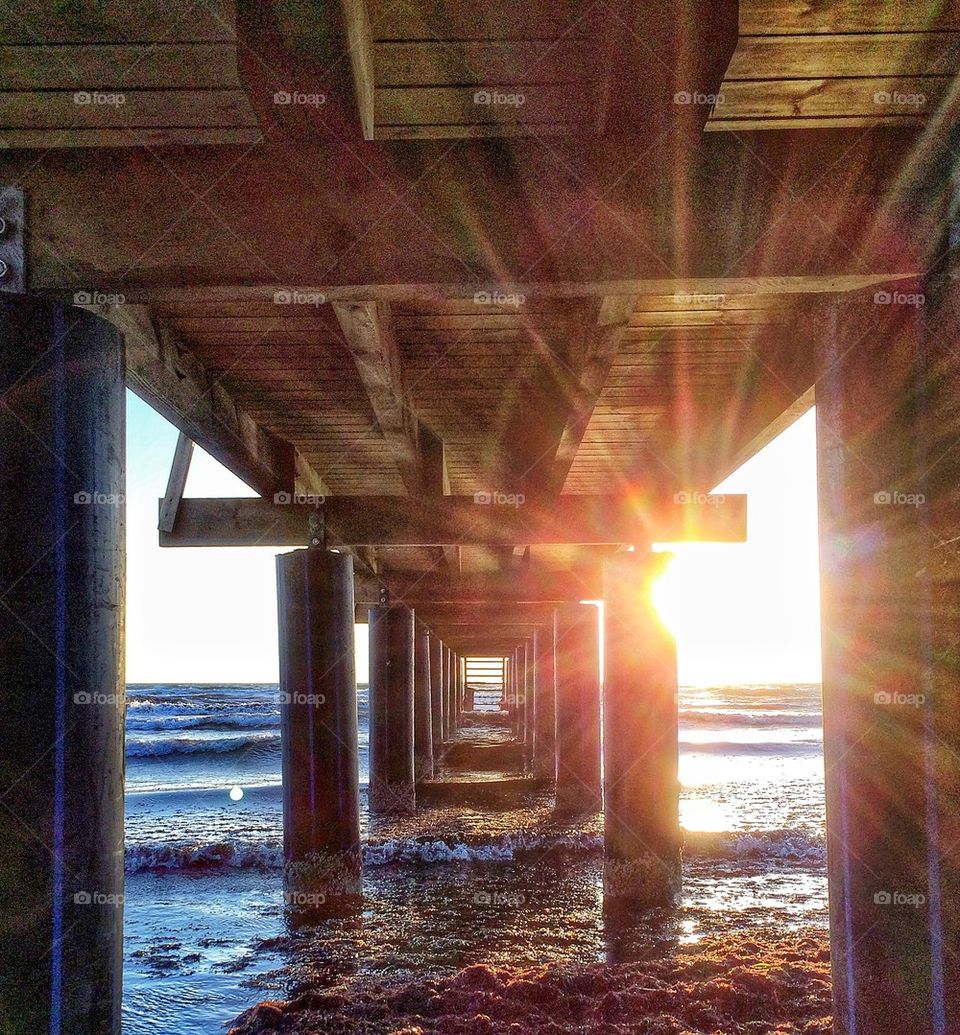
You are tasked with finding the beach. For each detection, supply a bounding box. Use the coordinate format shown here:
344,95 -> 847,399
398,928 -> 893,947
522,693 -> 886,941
122,683 -> 828,1034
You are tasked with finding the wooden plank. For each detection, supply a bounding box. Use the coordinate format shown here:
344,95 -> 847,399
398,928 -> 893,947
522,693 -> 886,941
0,126 -> 262,147
341,0 -> 375,140
711,76 -> 948,121
726,32 -> 960,79
0,89 -> 259,127
0,1 -> 237,43
331,300 -> 424,493
159,493 -> 749,548
706,114 -> 927,130
373,121 -> 578,138
112,274 -> 916,307
375,84 -> 590,126
374,40 -> 592,86
739,0 -> 960,34
0,43 -> 239,89
369,0 -> 591,41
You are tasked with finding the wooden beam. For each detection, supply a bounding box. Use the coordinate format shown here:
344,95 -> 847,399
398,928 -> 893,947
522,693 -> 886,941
102,304 -> 296,497
551,294 -> 638,494
340,0 -> 375,140
159,493 -> 747,547
158,432 -> 194,533
353,568 -> 604,606
332,299 -> 423,492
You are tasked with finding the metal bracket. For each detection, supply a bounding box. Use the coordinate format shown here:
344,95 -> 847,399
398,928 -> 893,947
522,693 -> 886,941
308,508 -> 325,549
0,187 -> 25,294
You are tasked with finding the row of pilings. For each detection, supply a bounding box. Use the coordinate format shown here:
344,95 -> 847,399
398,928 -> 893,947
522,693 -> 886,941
275,547 -> 682,911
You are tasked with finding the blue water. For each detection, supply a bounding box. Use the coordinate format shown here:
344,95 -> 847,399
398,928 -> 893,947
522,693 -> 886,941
121,684 -> 827,1034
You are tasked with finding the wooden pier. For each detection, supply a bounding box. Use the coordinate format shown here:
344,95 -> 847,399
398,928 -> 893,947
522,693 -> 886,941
0,1 -> 958,1032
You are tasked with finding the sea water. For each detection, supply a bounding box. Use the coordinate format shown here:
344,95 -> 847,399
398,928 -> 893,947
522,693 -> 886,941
121,684 -> 827,1034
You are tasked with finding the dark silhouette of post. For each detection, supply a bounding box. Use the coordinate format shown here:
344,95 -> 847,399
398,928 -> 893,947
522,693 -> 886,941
603,551 -> 680,905
276,549 -> 361,902
0,299 -> 125,1035
534,610 -> 558,780
443,644 -> 454,740
413,619 -> 434,782
429,632 -> 444,758
555,602 -> 602,812
369,604 -> 416,812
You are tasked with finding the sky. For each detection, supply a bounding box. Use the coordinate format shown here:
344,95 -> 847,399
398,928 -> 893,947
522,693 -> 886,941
125,392 -> 821,687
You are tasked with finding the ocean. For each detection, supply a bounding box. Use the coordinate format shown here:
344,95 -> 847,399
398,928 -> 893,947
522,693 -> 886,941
121,683 -> 827,1034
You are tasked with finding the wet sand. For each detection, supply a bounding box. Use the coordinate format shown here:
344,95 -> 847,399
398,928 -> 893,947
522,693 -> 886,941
228,929 -> 832,1034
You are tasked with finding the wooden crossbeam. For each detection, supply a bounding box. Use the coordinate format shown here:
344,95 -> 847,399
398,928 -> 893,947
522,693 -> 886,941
354,569 -> 602,605
108,304 -> 296,497
159,493 -> 746,547
551,294 -> 638,494
332,299 -> 423,492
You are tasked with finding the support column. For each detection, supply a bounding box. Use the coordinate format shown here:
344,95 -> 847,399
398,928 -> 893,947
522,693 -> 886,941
603,552 -> 680,905
0,299 -> 125,1035
533,610 -> 557,781
815,290 -> 960,1034
413,619 -> 434,783
428,631 -> 444,758
368,604 -> 416,813
522,638 -> 534,766
444,644 -> 454,740
555,602 -> 602,812
277,549 -> 361,900
453,652 -> 462,727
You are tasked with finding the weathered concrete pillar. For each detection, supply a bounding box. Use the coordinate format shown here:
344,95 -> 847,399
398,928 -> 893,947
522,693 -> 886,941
815,287 -> 960,1034
428,631 -> 444,757
413,619 -> 434,783
454,652 -> 462,725
368,604 -> 416,813
533,610 -> 558,780
276,549 -> 361,901
603,552 -> 680,905
0,299 -> 125,1035
510,646 -> 521,735
463,656 -> 475,711
555,602 -> 602,812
